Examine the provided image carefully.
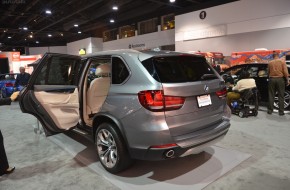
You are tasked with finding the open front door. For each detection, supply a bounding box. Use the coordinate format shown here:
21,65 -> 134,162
19,53 -> 82,136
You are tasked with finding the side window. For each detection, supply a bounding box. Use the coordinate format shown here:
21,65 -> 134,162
112,57 -> 129,84
257,66 -> 268,78
246,66 -> 259,77
35,56 -> 79,85
87,57 -> 111,87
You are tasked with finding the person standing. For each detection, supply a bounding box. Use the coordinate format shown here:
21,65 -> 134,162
0,92 -> 18,176
268,52 -> 290,115
14,66 -> 30,87
0,129 -> 15,176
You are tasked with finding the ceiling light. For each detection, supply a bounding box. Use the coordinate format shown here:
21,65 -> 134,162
78,31 -> 82,34
169,0 -> 175,2
29,35 -> 33,38
8,36 -> 12,39
45,10 -> 52,14
60,33 -> 64,36
112,5 -> 118,10
110,19 -> 115,23
36,41 -> 39,44
23,27 -> 28,30
48,34 -> 52,37
74,24 -> 78,27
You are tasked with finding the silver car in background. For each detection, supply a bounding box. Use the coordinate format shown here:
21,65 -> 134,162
19,49 -> 231,173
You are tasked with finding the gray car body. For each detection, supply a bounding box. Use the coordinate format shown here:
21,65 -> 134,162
82,50 -> 231,160
20,49 -> 231,161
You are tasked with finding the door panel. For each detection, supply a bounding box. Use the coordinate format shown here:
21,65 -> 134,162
34,88 -> 79,130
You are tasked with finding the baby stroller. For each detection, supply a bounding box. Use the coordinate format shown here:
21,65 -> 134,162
231,87 -> 259,118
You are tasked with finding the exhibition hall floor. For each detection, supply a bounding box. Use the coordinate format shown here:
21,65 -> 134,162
0,103 -> 290,190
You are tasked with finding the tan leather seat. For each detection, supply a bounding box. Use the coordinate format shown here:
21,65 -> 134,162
258,70 -> 267,77
87,64 -> 111,114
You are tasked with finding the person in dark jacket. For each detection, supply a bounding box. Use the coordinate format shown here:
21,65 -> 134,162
14,66 -> 30,87
0,91 -> 19,106
0,92 -> 18,176
0,129 -> 15,176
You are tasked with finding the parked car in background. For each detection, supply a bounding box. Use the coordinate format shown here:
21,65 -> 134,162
19,50 -> 231,173
221,63 -> 290,110
0,73 -> 23,98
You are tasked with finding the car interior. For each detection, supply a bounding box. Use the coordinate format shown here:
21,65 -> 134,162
83,61 -> 111,126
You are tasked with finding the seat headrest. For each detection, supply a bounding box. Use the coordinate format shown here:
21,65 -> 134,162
95,64 -> 110,77
258,70 -> 266,77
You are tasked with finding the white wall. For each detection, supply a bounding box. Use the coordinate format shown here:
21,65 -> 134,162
103,28 -> 175,50
175,0 -> 290,55
67,37 -> 103,55
29,46 -> 67,55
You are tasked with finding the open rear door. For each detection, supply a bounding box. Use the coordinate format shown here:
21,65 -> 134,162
19,53 -> 82,136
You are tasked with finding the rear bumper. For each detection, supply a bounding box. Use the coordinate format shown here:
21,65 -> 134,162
129,119 -> 230,160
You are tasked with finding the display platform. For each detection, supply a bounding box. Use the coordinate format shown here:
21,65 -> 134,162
49,132 -> 251,190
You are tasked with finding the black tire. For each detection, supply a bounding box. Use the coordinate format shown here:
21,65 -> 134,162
238,110 -> 244,118
95,122 -> 133,173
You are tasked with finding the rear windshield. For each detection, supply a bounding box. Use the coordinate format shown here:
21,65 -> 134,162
141,55 -> 218,83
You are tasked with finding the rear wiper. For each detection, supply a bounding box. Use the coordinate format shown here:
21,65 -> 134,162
201,74 -> 218,80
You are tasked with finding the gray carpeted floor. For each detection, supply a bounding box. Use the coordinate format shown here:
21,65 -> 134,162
0,102 -> 290,190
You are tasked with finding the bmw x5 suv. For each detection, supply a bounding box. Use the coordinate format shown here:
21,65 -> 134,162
19,49 -> 231,173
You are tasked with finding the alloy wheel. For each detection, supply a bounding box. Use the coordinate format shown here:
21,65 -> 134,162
96,129 -> 118,168
274,91 -> 290,109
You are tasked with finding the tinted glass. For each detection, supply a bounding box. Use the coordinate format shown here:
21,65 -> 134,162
112,57 -> 129,84
35,56 -> 79,85
142,56 -> 217,83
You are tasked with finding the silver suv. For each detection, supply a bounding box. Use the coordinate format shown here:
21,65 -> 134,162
19,49 -> 231,173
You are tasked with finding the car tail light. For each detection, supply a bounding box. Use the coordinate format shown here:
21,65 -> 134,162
138,90 -> 185,111
216,87 -> 227,98
5,83 -> 14,87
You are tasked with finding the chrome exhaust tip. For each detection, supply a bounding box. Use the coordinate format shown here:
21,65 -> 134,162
165,149 -> 175,158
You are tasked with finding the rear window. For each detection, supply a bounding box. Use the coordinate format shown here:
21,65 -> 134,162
142,55 -> 217,83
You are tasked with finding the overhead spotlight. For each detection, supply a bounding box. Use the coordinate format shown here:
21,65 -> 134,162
169,0 -> 175,2
48,34 -> 52,37
78,31 -> 82,34
8,36 -> 12,39
110,19 -> 115,23
74,24 -> 78,27
60,33 -> 64,36
112,5 -> 118,10
36,41 -> 39,44
23,27 -> 28,30
25,39 -> 27,41
29,35 -> 33,38
4,29 -> 7,32
45,10 -> 52,14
